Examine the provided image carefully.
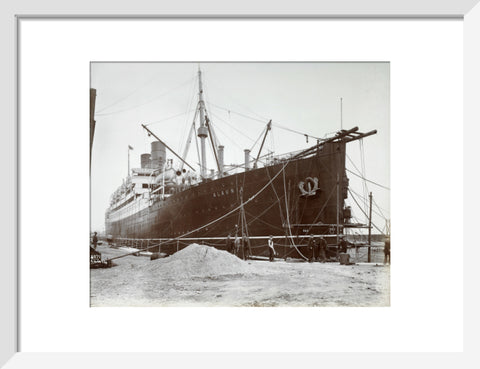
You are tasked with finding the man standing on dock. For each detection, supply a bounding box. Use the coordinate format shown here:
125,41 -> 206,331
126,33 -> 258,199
384,237 -> 391,265
308,235 -> 315,262
234,233 -> 240,257
243,235 -> 251,260
318,236 -> 327,263
92,232 -> 98,250
268,236 -> 276,262
226,233 -> 233,254
339,236 -> 348,254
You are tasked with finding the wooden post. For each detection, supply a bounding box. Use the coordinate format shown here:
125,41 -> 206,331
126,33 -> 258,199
336,173 -> 340,248
177,240 -> 179,252
368,192 -> 372,262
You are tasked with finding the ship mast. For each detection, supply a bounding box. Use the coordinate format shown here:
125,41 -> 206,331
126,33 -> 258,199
197,67 -> 208,178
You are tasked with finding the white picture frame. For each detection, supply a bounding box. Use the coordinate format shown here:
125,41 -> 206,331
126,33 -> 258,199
2,0 -> 479,367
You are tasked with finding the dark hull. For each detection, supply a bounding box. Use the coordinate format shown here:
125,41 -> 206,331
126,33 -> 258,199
106,141 -> 348,259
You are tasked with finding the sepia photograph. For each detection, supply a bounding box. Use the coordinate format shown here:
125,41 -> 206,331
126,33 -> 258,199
89,62 -> 390,307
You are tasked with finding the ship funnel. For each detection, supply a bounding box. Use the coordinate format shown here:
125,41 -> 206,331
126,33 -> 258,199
218,145 -> 224,175
244,149 -> 251,171
151,141 -> 166,169
140,153 -> 151,169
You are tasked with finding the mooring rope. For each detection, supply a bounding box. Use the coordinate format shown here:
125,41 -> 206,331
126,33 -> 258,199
107,160 -> 291,261
282,164 -> 309,261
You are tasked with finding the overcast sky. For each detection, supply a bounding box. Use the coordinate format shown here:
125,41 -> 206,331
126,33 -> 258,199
90,62 -> 390,235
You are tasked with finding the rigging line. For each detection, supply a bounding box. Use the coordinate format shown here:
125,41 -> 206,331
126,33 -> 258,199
348,188 -> 389,219
208,117 -> 265,166
346,153 -> 389,190
178,76 -> 199,153
250,126 -> 267,153
204,108 -> 222,150
193,118 -> 203,176
246,212 -> 284,233
202,78 -> 270,122
346,153 -> 364,178
265,165 -> 287,227
209,121 -> 244,151
345,168 -> 390,190
204,110 -> 268,169
245,210 -> 285,232
282,165 -> 309,260
208,102 -> 268,124
245,192 -> 286,228
208,101 -> 322,140
373,196 -> 389,218
145,109 -> 196,126
96,72 -> 161,113
270,124 -> 276,159
360,139 -> 369,220
265,162 -> 303,258
180,108 -> 199,169
273,122 -> 322,141
96,77 -> 194,116
349,147 -> 369,219
348,189 -> 385,235
304,185 -> 337,236
208,110 -> 256,143
202,94 -> 219,148
345,196 -> 385,220
180,115 -> 196,159
294,156 -> 316,237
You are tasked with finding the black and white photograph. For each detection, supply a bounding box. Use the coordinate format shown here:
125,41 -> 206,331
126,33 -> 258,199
89,62 -> 390,307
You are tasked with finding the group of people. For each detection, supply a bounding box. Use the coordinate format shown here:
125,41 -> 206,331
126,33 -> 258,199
226,233 -> 251,260
307,235 -> 328,262
225,231 -> 391,265
225,233 -> 277,262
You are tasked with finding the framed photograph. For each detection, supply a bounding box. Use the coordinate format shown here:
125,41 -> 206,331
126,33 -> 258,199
2,0 -> 478,367
90,61 -> 390,308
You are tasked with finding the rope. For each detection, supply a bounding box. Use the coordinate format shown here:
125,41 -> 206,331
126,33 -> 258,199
178,75 -> 199,152
107,160 -> 291,261
145,110 -> 196,126
348,189 -> 385,235
202,78 -> 270,122
209,110 -> 256,143
346,161 -> 390,190
359,139 -> 368,221
373,196 -> 389,218
250,126 -> 267,153
282,164 -> 308,260
208,102 -> 321,140
96,77 -> 194,117
348,188 -> 388,221
95,71 -> 163,113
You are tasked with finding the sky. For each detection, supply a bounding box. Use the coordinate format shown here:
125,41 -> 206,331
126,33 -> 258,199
90,62 -> 390,235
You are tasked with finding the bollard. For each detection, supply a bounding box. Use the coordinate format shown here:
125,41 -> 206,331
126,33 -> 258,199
339,253 -> 350,265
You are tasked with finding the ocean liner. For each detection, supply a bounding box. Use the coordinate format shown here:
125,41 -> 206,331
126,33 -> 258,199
103,68 -> 377,259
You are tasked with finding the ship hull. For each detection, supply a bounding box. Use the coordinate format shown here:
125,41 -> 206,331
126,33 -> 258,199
106,141 -> 348,259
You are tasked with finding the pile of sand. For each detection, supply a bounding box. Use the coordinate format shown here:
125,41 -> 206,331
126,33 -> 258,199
144,243 -> 253,278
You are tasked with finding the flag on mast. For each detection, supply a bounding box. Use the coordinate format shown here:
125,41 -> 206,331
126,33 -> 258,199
127,145 -> 133,176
